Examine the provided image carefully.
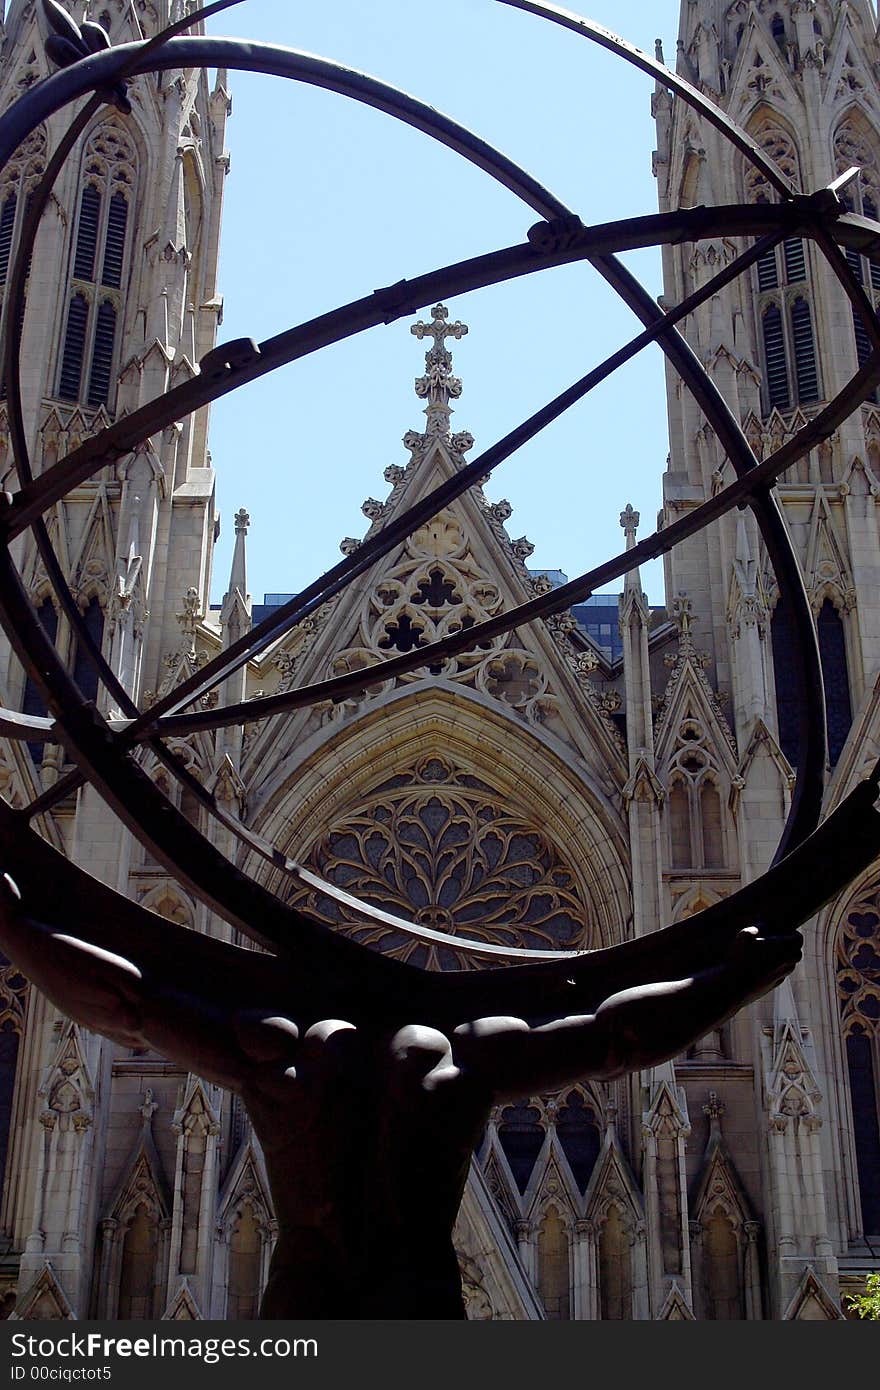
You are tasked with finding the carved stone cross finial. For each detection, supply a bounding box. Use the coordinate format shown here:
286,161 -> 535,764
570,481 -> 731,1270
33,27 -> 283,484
234,508 -> 250,535
411,304 -> 468,352
620,504 -> 640,548
411,305 -> 469,439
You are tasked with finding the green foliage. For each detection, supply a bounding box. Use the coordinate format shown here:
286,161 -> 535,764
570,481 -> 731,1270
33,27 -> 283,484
844,1273 -> 880,1320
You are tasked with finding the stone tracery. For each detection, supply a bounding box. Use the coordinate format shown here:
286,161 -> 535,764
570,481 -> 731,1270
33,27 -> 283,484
834,881 -> 880,1238
288,755 -> 592,968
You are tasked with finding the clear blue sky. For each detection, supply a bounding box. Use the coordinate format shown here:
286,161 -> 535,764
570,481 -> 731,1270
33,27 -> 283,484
204,1 -> 683,606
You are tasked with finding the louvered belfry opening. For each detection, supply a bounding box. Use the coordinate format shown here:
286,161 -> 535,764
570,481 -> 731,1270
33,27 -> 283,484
58,123 -> 136,410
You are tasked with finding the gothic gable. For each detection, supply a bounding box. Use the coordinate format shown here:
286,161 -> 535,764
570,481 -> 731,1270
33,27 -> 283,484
104,1090 -> 170,1224
657,1281 -> 696,1320
802,489 -> 855,612
524,1149 -> 582,1225
454,1162 -> 543,1322
242,309 -> 623,785
655,601 -> 738,765
728,19 -> 802,125
218,1140 -> 272,1233
732,718 -> 794,816
38,1023 -> 94,1130
766,1020 -> 822,1132
68,485 -> 116,609
162,1279 -> 202,1320
583,1125 -> 644,1233
824,12 -> 880,118
0,9 -> 49,107
11,1264 -> 75,1321
691,1140 -> 754,1232
782,1266 -> 844,1320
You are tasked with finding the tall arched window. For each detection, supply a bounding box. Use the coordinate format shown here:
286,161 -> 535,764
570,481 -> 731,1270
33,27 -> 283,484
0,127 -> 47,401
497,1102 -> 544,1194
71,598 -> 105,706
700,781 -> 725,867
0,196 -> 16,286
837,887 -> 880,1238
754,248 -> 818,410
58,293 -> 89,401
117,1203 -> 159,1319
746,123 -> 821,413
57,122 -> 136,411
817,600 -> 853,765
555,1090 -> 601,1194
0,127 -> 46,285
0,956 -> 28,1204
669,779 -> 691,869
599,1205 -> 633,1320
703,1208 -> 744,1319
22,599 -> 58,763
771,594 -> 852,766
665,718 -> 730,870
791,296 -> 819,403
537,1206 -> 570,1320
762,303 -> 790,410
834,118 -> 880,401
227,1204 -> 263,1319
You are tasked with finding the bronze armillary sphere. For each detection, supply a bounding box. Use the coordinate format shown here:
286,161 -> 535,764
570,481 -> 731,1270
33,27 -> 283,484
0,0 -> 879,1319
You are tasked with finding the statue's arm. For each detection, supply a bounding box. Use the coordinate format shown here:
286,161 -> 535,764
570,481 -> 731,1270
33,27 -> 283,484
0,872 -> 298,1092
452,927 -> 800,1100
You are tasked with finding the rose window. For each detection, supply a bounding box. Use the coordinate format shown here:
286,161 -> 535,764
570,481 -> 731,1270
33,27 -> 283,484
289,757 -> 592,969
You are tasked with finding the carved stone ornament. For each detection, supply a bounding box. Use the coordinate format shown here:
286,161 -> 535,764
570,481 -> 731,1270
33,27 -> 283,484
289,755 -> 593,968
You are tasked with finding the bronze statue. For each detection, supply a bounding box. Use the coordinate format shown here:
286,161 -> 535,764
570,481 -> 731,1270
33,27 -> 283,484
1,794 -> 876,1319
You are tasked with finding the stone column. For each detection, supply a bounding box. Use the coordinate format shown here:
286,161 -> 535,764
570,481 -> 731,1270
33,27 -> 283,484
572,1219 -> 596,1321
96,1218 -> 119,1320
744,1221 -> 763,1320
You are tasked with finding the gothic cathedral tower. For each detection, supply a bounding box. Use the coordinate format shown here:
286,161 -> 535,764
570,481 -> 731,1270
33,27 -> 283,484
654,0 -> 880,1315
0,0 -> 230,1317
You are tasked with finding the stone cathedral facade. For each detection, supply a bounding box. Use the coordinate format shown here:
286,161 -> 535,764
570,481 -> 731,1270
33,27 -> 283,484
0,0 -> 877,1321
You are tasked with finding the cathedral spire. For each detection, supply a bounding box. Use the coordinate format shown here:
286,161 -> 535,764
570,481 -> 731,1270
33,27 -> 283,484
619,503 -> 651,622
411,303 -> 468,439
619,503 -> 656,770
220,507 -> 251,645
226,506 -> 250,608
163,149 -> 188,259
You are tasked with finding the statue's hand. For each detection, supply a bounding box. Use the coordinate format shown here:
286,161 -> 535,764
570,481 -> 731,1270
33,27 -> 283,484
724,925 -> 802,1005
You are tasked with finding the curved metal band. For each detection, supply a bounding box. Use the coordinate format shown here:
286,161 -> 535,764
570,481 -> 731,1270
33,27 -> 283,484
0,23 -> 864,969
4,203 -> 870,541
3,752 -> 880,1028
4,205 -> 845,701
21,330 -> 880,756
0,36 -> 570,222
